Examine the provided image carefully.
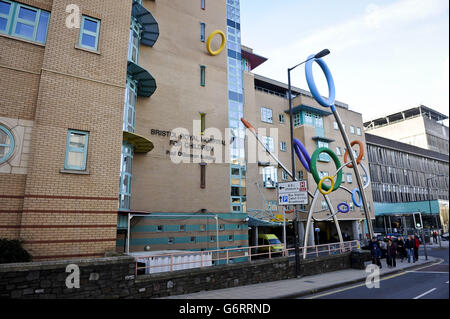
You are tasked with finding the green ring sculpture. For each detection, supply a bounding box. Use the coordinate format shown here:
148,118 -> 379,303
310,147 -> 342,192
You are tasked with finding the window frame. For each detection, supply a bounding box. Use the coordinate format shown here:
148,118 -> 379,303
200,22 -> 205,42
280,141 -> 287,152
279,113 -> 285,123
260,107 -> 273,123
64,129 -> 89,171
1,1 -> 50,44
78,15 -> 100,51
0,124 -> 15,164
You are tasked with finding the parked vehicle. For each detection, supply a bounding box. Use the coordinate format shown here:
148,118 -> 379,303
257,234 -> 283,253
441,233 -> 449,241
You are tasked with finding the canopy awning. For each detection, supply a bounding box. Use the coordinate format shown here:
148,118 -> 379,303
123,131 -> 154,153
285,104 -> 332,116
248,215 -> 287,227
132,1 -> 159,47
127,61 -> 157,97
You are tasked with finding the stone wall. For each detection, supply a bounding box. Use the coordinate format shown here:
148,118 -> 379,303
0,251 -> 369,298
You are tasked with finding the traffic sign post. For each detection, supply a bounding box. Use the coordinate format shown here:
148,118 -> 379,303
413,212 -> 428,260
278,181 -> 308,206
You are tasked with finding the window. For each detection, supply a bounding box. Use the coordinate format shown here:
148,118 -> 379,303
0,124 -> 14,164
261,136 -> 274,152
219,224 -> 225,231
282,170 -> 289,181
346,173 -> 353,183
201,0 -> 206,10
200,65 -> 206,86
179,225 -> 186,232
79,16 -> 100,51
298,170 -> 304,180
263,166 -> 277,188
168,237 -> 175,244
200,224 -> 206,231
317,141 -> 330,162
350,125 -> 355,134
356,127 -> 362,136
209,235 -> 216,242
293,112 -> 301,127
228,235 -> 233,241
321,200 -> 328,210
261,107 -> 273,123
200,113 -> 206,135
157,225 -> 163,232
119,142 -> 133,211
200,22 -> 205,42
333,121 -> 339,130
336,146 -> 342,156
123,78 -> 137,132
190,236 -> 196,243
280,141 -> 287,152
128,19 -> 141,63
279,114 -> 285,123
0,1 -> 50,44
65,130 -> 89,171
319,171 -> 329,179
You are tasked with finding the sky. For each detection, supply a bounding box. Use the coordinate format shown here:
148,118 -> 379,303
240,0 -> 449,124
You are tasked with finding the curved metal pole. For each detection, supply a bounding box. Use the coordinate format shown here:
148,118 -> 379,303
303,189 -> 320,258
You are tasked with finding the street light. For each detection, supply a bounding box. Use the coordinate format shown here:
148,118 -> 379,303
287,49 -> 330,278
426,174 -> 446,248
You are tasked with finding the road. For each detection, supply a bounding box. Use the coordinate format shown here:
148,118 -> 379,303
303,245 -> 449,299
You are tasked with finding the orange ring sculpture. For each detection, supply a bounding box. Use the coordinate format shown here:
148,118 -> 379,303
344,140 -> 364,168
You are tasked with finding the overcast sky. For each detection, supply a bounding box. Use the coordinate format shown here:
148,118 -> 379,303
240,0 -> 449,124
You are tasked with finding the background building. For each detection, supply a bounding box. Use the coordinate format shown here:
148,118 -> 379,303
364,105 -> 449,155
366,133 -> 449,234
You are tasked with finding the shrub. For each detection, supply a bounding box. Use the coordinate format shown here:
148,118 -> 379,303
0,239 -> 32,264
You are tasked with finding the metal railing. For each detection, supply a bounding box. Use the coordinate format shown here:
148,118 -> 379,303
134,240 -> 360,275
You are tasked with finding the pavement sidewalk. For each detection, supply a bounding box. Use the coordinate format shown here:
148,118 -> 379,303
161,254 -> 441,299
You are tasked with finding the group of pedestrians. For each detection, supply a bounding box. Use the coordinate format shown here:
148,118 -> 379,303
369,235 -> 421,268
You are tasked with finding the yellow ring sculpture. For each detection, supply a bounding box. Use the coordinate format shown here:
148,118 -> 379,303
318,176 -> 335,195
207,30 -> 226,56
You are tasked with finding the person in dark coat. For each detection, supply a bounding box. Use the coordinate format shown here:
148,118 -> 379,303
405,235 -> 414,263
386,239 -> 397,267
369,237 -> 382,268
397,236 -> 406,262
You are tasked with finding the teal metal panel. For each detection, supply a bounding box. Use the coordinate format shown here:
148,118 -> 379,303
374,200 -> 440,216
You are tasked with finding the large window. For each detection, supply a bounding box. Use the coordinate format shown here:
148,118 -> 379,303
0,124 -> 14,164
119,142 -> 133,211
0,1 -> 50,44
317,140 -> 330,162
123,78 -> 137,132
79,16 -> 100,51
64,130 -> 89,171
261,107 -> 273,123
128,19 -> 141,63
263,166 -> 277,188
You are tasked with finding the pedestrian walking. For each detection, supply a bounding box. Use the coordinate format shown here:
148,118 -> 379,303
405,235 -> 414,263
413,234 -> 421,262
386,239 -> 397,268
433,231 -> 438,244
397,236 -> 406,262
369,237 -> 382,268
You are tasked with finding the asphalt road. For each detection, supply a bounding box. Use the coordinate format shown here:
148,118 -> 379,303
303,246 -> 449,299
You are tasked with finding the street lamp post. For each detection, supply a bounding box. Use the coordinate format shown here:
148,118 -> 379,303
287,49 -> 330,277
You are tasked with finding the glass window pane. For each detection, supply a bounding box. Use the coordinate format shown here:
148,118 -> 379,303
18,7 -> 37,22
0,1 -> 11,15
69,133 -> 86,148
0,17 -> 7,31
36,11 -> 49,42
67,151 -> 84,167
83,18 -> 98,33
15,22 -> 34,38
81,33 -> 96,48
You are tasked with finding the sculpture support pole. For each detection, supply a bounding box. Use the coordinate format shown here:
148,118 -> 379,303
331,107 -> 374,240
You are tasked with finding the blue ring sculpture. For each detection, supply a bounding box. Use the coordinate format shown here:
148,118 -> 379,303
293,138 -> 311,172
305,54 -> 336,109
352,188 -> 363,207
337,202 -> 350,214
